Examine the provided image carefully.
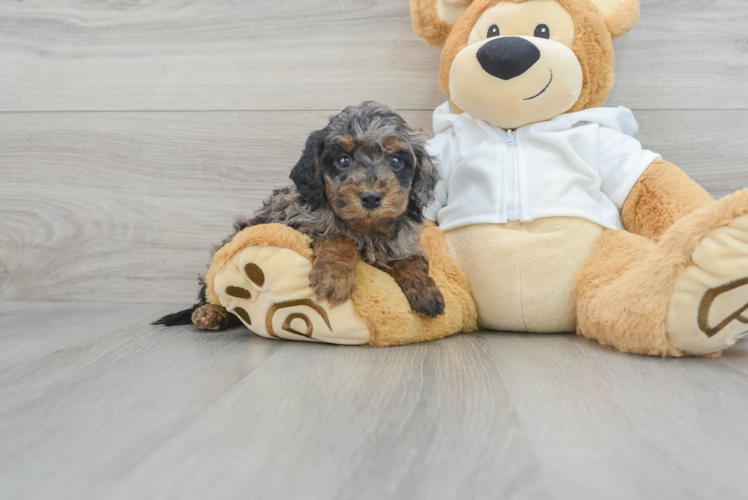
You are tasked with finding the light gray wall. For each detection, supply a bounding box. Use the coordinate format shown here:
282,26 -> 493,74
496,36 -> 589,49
1,0 -> 747,304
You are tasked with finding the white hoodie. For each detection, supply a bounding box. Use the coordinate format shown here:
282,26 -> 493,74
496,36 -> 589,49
423,101 -> 661,230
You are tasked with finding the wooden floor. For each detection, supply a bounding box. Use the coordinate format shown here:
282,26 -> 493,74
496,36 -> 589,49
2,0 -> 748,498
0,302 -> 746,500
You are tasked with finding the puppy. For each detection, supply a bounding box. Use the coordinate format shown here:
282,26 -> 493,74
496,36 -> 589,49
155,101 -> 444,331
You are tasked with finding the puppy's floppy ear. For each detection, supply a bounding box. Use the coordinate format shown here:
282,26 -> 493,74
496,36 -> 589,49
411,0 -> 473,47
410,137 -> 441,211
290,129 -> 328,210
588,0 -> 640,39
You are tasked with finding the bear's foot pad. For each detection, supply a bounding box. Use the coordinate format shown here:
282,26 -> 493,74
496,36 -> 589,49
668,214 -> 748,355
212,245 -> 370,345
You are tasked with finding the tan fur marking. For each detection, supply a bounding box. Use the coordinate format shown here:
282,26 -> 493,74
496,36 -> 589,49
339,136 -> 356,152
309,238 -> 360,306
378,180 -> 411,219
383,137 -> 406,152
343,218 -> 398,234
325,176 -> 410,229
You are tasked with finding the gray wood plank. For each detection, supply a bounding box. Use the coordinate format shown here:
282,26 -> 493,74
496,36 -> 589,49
0,301 -> 165,371
0,0 -> 444,112
488,333 -> 748,500
1,109 -> 746,304
0,303 -> 287,500
0,109 -> 431,305
0,0 -> 747,112
0,303 -> 546,500
0,303 -> 746,499
106,335 -> 547,500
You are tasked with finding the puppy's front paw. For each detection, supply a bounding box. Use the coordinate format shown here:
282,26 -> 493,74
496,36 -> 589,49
404,279 -> 445,318
192,304 -> 233,331
390,255 -> 445,318
309,259 -> 357,307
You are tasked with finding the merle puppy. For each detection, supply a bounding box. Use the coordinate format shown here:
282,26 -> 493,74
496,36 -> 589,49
155,101 -> 445,331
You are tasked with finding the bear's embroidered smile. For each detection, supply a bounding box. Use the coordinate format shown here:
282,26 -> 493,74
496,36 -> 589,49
524,69 -> 553,100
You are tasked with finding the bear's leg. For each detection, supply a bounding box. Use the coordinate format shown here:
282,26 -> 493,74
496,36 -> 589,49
574,230 -> 674,355
205,224 -> 477,346
575,189 -> 748,356
352,227 -> 477,345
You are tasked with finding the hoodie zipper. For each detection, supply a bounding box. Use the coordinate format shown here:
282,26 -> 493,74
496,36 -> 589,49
505,129 -> 519,220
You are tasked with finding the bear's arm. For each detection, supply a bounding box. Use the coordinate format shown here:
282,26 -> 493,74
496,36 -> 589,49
621,159 -> 714,242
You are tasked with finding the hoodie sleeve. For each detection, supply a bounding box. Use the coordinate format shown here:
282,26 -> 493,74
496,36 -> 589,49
422,129 -> 453,222
597,125 -> 661,210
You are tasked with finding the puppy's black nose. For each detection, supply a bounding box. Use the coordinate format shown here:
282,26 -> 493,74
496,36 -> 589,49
359,192 -> 383,210
476,37 -> 540,80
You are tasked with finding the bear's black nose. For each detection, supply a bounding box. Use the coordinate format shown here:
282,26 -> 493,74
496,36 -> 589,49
359,192 -> 383,209
476,37 -> 541,81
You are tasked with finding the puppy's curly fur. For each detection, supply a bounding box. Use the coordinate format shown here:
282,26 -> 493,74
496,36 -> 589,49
154,102 -> 444,330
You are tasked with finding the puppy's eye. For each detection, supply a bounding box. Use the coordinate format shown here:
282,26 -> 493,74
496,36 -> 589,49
487,24 -> 500,38
335,155 -> 351,169
534,24 -> 550,39
389,157 -> 403,170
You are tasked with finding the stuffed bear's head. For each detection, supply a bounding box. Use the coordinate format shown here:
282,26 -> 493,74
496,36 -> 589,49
411,0 -> 640,129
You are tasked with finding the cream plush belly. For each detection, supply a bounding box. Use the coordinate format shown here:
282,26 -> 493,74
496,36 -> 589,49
444,217 -> 604,332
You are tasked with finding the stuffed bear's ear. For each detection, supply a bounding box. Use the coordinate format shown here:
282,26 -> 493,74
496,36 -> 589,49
290,129 -> 328,210
410,0 -> 473,47
588,0 -> 641,39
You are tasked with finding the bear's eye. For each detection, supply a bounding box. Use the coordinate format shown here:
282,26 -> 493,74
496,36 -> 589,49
534,24 -> 550,39
335,155 -> 351,169
487,24 -> 500,38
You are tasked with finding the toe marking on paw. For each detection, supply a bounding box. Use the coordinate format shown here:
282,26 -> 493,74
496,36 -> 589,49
226,286 -> 252,299
265,299 -> 331,339
282,313 -> 314,338
244,263 -> 265,287
233,307 -> 251,325
698,277 -> 748,337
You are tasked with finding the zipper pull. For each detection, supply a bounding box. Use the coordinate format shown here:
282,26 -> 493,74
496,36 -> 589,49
505,129 -> 515,145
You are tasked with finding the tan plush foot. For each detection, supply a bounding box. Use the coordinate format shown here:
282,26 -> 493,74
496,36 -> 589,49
212,245 -> 371,344
667,213 -> 748,355
576,189 -> 748,357
205,225 -> 370,345
204,224 -> 477,347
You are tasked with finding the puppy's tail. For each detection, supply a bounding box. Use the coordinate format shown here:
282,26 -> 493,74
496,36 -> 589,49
152,281 -> 207,327
152,305 -> 199,326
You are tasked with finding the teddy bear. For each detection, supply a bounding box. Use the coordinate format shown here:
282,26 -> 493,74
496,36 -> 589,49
202,0 -> 748,357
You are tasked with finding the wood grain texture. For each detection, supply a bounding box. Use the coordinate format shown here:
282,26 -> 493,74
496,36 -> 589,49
2,110 -> 746,304
2,2 -> 747,498
1,0 -> 747,112
0,302 -> 746,500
